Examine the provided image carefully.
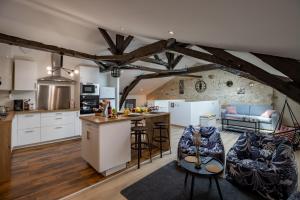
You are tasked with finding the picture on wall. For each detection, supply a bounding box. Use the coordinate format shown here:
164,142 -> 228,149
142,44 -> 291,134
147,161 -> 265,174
237,88 -> 245,94
179,80 -> 184,94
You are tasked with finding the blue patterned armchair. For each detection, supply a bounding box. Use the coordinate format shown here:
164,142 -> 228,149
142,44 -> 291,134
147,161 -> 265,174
177,126 -> 225,164
226,133 -> 298,200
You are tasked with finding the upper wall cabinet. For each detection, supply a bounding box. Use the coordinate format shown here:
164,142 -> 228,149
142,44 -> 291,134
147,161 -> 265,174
79,66 -> 108,86
14,60 -> 37,91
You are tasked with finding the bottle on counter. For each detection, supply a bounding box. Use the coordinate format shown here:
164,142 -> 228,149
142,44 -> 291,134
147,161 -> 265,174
107,101 -> 112,117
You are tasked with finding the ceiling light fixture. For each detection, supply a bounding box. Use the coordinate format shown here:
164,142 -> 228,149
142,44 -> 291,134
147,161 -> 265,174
111,67 -> 121,78
168,30 -> 175,35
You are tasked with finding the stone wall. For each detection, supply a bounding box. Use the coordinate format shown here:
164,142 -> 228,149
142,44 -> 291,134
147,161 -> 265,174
147,69 -> 274,107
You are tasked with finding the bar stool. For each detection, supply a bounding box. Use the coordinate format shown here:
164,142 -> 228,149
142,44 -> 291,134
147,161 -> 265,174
131,119 -> 144,149
131,121 -> 152,169
153,122 -> 171,158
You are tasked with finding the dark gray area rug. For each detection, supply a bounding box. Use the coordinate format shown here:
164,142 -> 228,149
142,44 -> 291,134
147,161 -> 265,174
121,161 -> 262,200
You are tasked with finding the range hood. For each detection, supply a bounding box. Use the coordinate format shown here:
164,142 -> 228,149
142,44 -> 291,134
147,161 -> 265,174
38,53 -> 76,84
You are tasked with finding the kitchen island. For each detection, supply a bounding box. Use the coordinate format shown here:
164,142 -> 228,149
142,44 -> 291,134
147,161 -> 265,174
79,112 -> 170,176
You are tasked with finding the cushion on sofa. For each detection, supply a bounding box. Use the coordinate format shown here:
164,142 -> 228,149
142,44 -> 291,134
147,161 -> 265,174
225,114 -> 248,120
226,106 -> 237,114
250,104 -> 272,116
249,116 -> 272,123
261,110 -> 275,118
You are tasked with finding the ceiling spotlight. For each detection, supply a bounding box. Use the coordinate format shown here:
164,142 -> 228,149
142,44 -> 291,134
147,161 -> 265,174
168,30 -> 175,35
46,66 -> 52,71
74,69 -> 79,74
69,72 -> 74,77
47,70 -> 52,75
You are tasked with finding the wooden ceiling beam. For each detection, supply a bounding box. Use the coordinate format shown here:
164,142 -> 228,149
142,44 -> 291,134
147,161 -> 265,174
139,57 -> 168,67
115,34 -> 125,54
119,64 -> 219,109
120,35 -> 134,53
199,46 -> 300,104
98,28 -> 117,54
119,38 -> 176,65
0,32 -> 121,61
252,53 -> 300,85
171,55 -> 184,69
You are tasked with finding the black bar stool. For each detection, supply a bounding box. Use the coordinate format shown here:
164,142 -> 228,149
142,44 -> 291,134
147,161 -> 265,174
152,122 -> 171,158
131,121 -> 152,169
131,119 -> 144,149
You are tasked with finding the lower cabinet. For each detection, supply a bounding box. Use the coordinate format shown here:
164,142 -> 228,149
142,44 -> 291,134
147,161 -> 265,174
81,120 -> 131,175
41,124 -> 74,142
13,111 -> 81,148
18,128 -> 41,146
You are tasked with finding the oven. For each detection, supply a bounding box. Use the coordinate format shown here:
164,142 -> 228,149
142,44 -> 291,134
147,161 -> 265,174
80,83 -> 99,95
80,95 -> 99,114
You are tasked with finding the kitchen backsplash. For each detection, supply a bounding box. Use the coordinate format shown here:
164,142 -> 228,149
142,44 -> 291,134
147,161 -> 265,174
0,91 -> 12,109
0,90 -> 36,110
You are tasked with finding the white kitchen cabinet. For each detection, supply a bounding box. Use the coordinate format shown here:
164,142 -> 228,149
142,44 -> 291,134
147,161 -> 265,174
41,124 -> 74,142
81,120 -> 131,176
17,113 -> 41,130
74,111 -> 81,136
81,122 -> 100,170
18,128 -> 41,146
14,59 -> 37,91
80,66 -> 101,84
0,57 -> 13,90
15,111 -> 80,147
41,112 -> 75,127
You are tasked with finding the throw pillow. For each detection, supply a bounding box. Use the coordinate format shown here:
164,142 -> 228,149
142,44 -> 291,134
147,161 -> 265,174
226,106 -> 237,114
261,110 -> 275,118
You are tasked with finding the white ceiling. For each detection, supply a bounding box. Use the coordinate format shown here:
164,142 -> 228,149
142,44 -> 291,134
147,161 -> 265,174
0,0 -> 298,95
2,0 -> 298,59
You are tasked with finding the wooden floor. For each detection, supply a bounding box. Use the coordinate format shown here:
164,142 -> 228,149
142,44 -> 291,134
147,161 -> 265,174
65,126 -> 300,200
0,136 -> 164,200
1,126 -> 300,200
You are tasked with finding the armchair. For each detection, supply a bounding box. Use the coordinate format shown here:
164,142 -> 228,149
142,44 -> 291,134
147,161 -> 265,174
226,132 -> 298,199
177,125 -> 225,164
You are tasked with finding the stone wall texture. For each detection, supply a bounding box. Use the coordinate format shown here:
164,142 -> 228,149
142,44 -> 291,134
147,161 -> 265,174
147,69 -> 274,107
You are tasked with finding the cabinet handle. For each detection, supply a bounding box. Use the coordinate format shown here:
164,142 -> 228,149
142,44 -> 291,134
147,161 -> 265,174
55,127 -> 63,129
24,130 -> 34,133
87,131 -> 90,140
56,113 -> 63,115
25,115 -> 34,118
55,118 -> 63,120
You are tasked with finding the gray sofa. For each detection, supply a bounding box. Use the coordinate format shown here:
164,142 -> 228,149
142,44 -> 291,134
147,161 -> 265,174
221,104 -> 279,131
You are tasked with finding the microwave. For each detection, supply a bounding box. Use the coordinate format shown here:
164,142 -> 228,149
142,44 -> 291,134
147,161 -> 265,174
80,83 -> 99,95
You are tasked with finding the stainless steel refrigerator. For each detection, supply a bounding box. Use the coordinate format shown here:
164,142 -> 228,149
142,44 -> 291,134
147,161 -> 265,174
37,84 -> 71,110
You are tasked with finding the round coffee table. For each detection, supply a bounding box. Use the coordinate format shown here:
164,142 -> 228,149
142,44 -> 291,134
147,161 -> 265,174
180,156 -> 224,200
